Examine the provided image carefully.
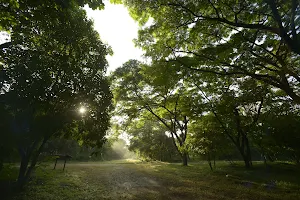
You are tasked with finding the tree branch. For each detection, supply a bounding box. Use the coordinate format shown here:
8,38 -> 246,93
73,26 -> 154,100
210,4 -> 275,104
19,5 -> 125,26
208,0 -> 220,18
266,0 -> 300,54
164,2 -> 280,34
0,42 -> 12,49
291,0 -> 298,40
192,79 -> 237,146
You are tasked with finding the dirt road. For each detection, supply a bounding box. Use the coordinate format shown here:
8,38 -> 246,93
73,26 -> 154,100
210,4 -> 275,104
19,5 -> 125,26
69,161 -> 173,200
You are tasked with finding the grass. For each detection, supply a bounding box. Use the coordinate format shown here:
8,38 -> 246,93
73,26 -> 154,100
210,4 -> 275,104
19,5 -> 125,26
137,161 -> 300,200
1,160 -> 300,200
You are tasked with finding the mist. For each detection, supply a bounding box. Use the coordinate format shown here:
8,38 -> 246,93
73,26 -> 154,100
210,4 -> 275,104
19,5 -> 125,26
110,140 -> 137,160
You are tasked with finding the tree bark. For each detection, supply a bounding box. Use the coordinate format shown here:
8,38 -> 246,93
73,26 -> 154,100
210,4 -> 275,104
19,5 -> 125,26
239,146 -> 252,169
213,154 -> 216,169
17,155 -> 29,188
182,152 -> 188,166
17,137 -> 49,189
243,157 -> 251,168
16,141 -> 38,188
24,137 -> 48,181
207,152 -> 213,171
245,137 -> 252,167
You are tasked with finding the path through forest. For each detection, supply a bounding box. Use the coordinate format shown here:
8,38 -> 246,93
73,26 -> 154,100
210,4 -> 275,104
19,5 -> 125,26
12,160 -> 299,200
59,160 -> 181,200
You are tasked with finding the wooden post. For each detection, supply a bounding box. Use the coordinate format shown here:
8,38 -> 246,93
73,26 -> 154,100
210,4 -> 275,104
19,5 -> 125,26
53,158 -> 58,170
63,159 -> 66,171
53,154 -> 72,171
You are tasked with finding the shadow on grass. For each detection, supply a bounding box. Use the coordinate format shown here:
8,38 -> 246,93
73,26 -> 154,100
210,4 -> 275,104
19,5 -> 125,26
0,164 -> 20,200
141,161 -> 300,200
213,161 -> 300,189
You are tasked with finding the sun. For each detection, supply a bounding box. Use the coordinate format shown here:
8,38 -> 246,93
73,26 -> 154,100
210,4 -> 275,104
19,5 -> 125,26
79,107 -> 86,114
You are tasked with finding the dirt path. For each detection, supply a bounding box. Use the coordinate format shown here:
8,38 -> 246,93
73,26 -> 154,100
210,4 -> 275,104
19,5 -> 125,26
101,164 -> 161,199
68,162 -> 173,200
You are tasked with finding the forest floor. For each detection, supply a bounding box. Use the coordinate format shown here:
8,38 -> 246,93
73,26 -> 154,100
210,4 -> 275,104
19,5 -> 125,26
1,160 -> 300,200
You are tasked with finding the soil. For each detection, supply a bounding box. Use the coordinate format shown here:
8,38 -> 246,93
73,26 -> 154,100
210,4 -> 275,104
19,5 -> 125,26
75,162 -> 172,200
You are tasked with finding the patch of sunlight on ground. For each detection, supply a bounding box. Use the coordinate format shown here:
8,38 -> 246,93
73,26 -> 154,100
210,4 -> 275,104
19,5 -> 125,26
125,159 -> 141,163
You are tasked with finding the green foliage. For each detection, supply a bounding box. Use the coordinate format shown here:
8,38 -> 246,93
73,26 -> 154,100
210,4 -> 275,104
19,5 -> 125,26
0,4 -> 112,148
110,0 -> 300,169
0,0 -> 113,187
261,106 -> 300,163
188,114 -> 233,159
112,60 -> 192,165
41,138 -> 132,161
111,0 -> 300,168
128,120 -> 180,161
0,0 -> 105,31
121,0 -> 300,103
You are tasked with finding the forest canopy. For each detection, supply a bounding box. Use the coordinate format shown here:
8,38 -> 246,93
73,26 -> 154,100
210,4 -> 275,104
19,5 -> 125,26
111,0 -> 300,168
1,0 -> 300,192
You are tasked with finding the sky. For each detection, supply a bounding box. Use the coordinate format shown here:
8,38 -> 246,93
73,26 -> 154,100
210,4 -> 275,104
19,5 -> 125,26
84,1 -> 144,142
84,2 -> 144,74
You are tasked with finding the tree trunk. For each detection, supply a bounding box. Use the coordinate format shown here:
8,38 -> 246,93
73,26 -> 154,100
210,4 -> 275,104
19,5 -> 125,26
239,149 -> 252,169
262,153 -> 267,166
234,133 -> 252,168
207,152 -> 213,171
24,138 -> 48,181
182,152 -> 188,166
259,145 -> 267,167
245,137 -> 252,167
17,137 -> 48,189
17,155 -> 29,188
243,156 -> 252,169
17,144 -> 36,189
213,154 -> 216,169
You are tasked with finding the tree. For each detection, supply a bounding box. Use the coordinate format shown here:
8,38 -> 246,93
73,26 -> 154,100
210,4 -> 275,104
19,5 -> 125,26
261,101 -> 300,164
0,0 -> 105,33
185,71 -> 271,168
110,0 -> 300,168
128,119 -> 180,161
0,3 -> 112,187
0,103 -> 15,172
119,0 -> 300,103
112,60 -> 192,165
188,114 -> 233,170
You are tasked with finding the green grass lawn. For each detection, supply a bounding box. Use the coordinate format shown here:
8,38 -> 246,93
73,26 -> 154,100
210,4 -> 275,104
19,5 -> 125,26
1,160 -> 300,200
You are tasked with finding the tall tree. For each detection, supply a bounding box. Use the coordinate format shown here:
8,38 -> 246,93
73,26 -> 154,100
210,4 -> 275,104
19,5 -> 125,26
185,71 -> 270,168
188,114 -> 233,170
112,60 -> 192,165
0,3 -> 112,186
260,99 -> 300,164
